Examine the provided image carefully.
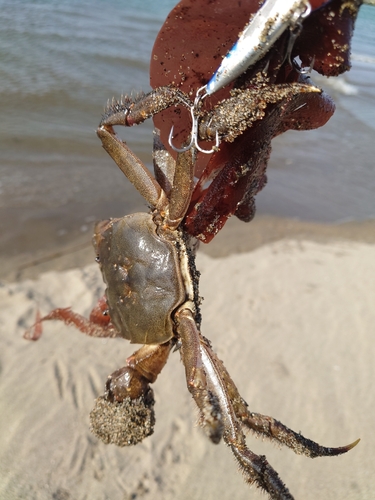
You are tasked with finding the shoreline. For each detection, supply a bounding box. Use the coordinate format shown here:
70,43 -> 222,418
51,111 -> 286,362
3,214 -> 375,283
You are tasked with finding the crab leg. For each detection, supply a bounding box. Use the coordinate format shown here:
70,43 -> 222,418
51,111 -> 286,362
97,89 -> 192,214
176,308 -> 224,444
105,342 -> 173,402
97,125 -> 167,211
98,123 -> 196,229
240,412 -> 360,458
199,340 -> 294,499
198,81 -> 321,144
100,87 -> 191,128
167,147 -> 196,228
152,131 -> 176,197
24,296 -> 120,341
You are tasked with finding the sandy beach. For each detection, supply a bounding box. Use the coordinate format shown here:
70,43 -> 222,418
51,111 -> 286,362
1,219 -> 374,500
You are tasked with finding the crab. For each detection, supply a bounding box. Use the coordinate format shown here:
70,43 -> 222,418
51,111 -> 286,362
25,84 -> 359,498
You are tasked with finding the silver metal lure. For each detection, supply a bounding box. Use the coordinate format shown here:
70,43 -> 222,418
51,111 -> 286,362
205,0 -> 311,96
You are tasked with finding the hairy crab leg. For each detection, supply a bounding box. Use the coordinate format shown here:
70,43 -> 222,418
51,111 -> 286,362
100,86 -> 193,156
240,412 -> 360,458
24,296 -> 120,341
99,98 -> 196,228
100,87 -> 192,128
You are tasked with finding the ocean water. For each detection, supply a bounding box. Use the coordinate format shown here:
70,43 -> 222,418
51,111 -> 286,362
0,1 -> 374,260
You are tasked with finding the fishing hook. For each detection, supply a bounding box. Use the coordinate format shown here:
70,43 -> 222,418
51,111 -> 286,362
169,87 -> 219,154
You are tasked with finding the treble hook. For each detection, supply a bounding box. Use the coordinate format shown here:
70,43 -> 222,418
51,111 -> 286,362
169,87 -> 219,154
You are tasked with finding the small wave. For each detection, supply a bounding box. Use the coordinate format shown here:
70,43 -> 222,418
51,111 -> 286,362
324,77 -> 358,96
313,74 -> 359,96
352,53 -> 375,65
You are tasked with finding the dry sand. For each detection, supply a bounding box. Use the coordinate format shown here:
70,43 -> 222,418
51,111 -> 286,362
0,234 -> 374,499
